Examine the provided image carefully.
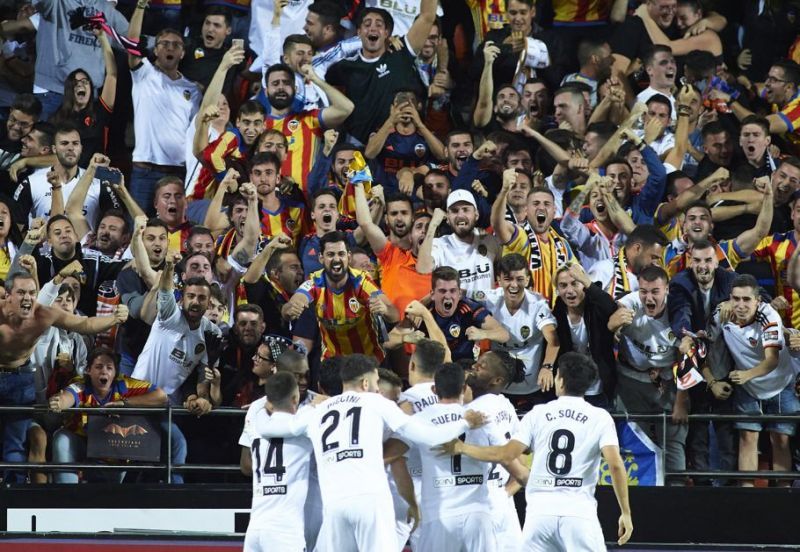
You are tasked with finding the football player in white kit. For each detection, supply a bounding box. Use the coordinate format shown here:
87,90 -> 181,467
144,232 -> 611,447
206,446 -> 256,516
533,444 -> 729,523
241,372 -> 312,552
437,352 -> 633,551
254,354 -> 487,552
467,350 -> 531,551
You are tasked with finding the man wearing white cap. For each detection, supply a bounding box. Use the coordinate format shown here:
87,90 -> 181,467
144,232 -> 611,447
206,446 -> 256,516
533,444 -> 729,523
417,189 -> 499,294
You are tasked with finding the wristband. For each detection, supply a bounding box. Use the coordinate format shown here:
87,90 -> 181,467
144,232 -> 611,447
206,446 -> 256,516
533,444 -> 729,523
541,363 -> 554,371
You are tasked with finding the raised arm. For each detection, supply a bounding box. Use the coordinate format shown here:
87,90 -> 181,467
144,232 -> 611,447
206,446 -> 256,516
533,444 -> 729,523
243,233 -> 291,285
131,216 -> 158,288
66,154 -> 110,240
354,178 -> 388,253
96,30 -> 118,109
200,45 -> 245,114
404,300 -> 453,362
491,169 -> 520,244
49,304 -> 129,335
303,65 -> 354,128
415,208 -> 445,274
229,183 -> 261,267
364,105 -> 398,160
127,0 -> 147,69
405,0 -> 437,54
203,169 -> 239,238
109,173 -> 146,220
732,184 -> 773,257
473,42 -> 498,128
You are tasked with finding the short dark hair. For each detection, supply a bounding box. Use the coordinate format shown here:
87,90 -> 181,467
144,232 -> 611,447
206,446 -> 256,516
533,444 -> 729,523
576,37 -> 608,67
283,33 -> 313,52
235,303 -> 265,322
772,60 -> 800,89
264,63 -> 295,85
183,276 -> 212,293
665,170 -> 693,197
310,187 -> 338,209
481,350 -> 520,386
445,129 -> 473,147
356,7 -> 394,34
731,273 -> 759,294
187,225 -> 213,244
586,121 -> 618,141
638,264 -> 669,284
701,120 -> 728,140
319,230 -> 349,254
155,27 -> 184,44
378,368 -> 402,388
30,121 -> 55,148
276,348 -> 308,374
740,115 -> 770,136
308,1 -> 345,28
431,266 -> 459,289
266,247 -> 299,275
646,93 -> 672,118
528,185 -> 555,200
384,193 -> 413,213
238,100 -> 266,119
264,372 -> 298,409
319,357 -> 344,396
683,199 -> 711,217
145,217 -> 170,233
643,44 -> 673,68
412,338 -> 446,376
153,175 -> 184,198
98,208 -> 130,236
339,354 -> 378,384
557,352 -> 598,396
497,253 -> 528,277
54,121 -> 81,139
46,214 -> 74,234
204,5 -> 232,25
689,238 -> 715,254
250,151 -> 282,173
434,362 -> 464,400
10,93 -> 42,119
627,224 -> 668,249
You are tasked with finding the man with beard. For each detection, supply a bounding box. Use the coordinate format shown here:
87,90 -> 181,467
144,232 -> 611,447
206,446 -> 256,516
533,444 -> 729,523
557,172 -> 634,271
472,253 -> 558,413
710,60 -> 800,156
417,266 -> 508,362
608,265 -> 687,476
298,189 -> 367,277
588,224 -> 668,300
1,121 -> 54,198
27,215 -> 126,317
493,183 -> 573,302
553,262 -> 618,408
179,7 -> 238,91
283,231 -> 398,362
325,1 -> 436,144
355,183 -> 431,315
0,270 -> 129,482
597,152 -> 666,226
562,39 -> 614,109
474,42 -> 523,133
466,350 -> 530,551
0,94 -> 41,173
706,274 -> 799,487
668,239 -> 739,484
418,189 -> 499,294
117,217 -> 169,375
153,176 -> 193,254
262,63 -> 354,194
128,5 -> 202,214
14,128 -> 119,231
665,192 -> 773,277
366,91 -> 445,193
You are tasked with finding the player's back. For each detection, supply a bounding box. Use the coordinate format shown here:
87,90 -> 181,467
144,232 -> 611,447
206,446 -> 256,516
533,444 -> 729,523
246,400 -> 313,534
468,392 -> 520,504
416,402 -> 492,522
308,390 -> 408,501
518,395 -> 618,520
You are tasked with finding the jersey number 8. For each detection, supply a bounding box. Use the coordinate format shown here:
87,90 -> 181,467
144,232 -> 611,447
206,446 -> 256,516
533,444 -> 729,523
546,429 -> 575,476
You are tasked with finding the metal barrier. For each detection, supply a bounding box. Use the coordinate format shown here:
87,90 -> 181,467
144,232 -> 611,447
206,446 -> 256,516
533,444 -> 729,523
0,405 -> 798,484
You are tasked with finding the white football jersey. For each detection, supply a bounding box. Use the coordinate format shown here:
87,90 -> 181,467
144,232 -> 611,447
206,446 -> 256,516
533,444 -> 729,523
414,403 -> 492,521
398,381 -> 439,480
23,167 -> 102,229
709,303 -> 795,400
513,395 -> 619,520
240,398 -> 313,536
476,288 -> 557,394
432,231 -> 499,293
467,392 -> 520,510
617,293 -> 678,380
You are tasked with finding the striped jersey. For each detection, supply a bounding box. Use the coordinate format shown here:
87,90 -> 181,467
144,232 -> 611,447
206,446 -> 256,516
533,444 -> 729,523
552,0 -> 611,24
297,268 -> 386,361
167,221 -> 194,255
260,197 -> 308,246
265,109 -> 324,196
65,376 -> 156,435
665,238 -> 743,277
466,0 -> 508,43
766,89 -> 800,156
191,130 -> 246,200
750,231 -> 799,328
502,224 -> 574,303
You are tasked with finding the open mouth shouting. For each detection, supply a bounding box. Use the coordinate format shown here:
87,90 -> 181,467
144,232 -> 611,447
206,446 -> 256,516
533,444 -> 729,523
441,297 -> 455,314
366,33 -> 381,49
329,260 -> 345,276
643,298 -> 659,315
98,374 -> 110,387
321,212 -> 334,227
593,200 -> 607,219
665,70 -> 675,82
20,299 -> 33,316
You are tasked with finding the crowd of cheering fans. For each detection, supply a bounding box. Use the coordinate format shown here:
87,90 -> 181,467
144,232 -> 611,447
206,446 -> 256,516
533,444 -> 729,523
0,0 -> 799,496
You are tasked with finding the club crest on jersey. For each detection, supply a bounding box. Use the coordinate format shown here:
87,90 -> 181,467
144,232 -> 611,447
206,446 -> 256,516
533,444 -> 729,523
376,63 -> 390,78
414,143 -> 427,158
194,343 -> 205,355
287,218 -> 296,229
520,325 -> 531,339
748,337 -> 758,347
473,290 -> 486,301
183,90 -> 192,101
449,324 -> 461,338
287,120 -> 300,133
478,244 -> 488,256
349,297 -> 361,314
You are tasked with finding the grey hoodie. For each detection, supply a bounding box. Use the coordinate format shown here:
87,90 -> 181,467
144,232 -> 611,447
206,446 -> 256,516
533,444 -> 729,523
34,0 -> 128,94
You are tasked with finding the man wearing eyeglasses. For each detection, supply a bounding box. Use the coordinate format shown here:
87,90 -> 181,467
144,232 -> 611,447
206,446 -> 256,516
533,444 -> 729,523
127,0 -> 202,215
710,61 -> 800,158
0,93 -> 41,174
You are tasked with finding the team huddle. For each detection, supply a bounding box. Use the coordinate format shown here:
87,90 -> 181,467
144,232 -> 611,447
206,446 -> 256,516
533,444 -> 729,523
240,348 -> 632,552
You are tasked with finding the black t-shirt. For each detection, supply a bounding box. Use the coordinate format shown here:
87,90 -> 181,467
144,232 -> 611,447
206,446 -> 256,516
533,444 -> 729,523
71,99 -> 113,168
326,41 -> 425,144
610,16 -> 681,63
180,43 -> 238,92
0,125 -> 21,172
